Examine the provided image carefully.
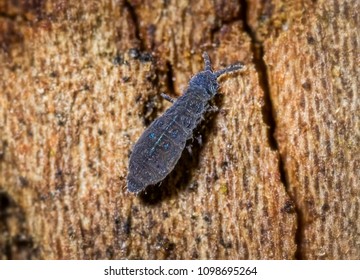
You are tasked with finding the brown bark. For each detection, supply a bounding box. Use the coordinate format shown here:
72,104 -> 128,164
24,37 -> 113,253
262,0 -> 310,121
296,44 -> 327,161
264,0 -> 360,259
0,0 -> 358,259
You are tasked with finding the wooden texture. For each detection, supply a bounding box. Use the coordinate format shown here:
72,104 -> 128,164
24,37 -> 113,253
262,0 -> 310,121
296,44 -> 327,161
264,0 -> 360,259
0,0 -> 358,259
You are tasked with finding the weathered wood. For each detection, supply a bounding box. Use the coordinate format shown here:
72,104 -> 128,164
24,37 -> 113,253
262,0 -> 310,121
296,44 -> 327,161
264,0 -> 360,259
0,0 -> 357,260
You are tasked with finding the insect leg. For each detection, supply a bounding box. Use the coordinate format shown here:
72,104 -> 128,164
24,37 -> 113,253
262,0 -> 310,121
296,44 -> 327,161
202,52 -> 212,72
160,93 -> 176,103
196,134 -> 203,146
207,105 -> 219,112
186,144 -> 193,156
203,103 -> 218,114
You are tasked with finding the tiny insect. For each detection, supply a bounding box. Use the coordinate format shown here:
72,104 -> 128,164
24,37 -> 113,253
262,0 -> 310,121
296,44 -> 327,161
127,52 -> 244,193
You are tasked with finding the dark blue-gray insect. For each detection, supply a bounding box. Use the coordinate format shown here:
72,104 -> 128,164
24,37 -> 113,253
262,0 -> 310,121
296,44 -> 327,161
127,52 -> 243,193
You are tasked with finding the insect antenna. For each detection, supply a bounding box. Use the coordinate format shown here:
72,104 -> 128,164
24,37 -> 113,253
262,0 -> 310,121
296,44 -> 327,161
202,52 -> 212,72
214,63 -> 244,78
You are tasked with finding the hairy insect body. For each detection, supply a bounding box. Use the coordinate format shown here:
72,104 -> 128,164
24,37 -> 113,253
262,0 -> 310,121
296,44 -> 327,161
127,52 -> 243,193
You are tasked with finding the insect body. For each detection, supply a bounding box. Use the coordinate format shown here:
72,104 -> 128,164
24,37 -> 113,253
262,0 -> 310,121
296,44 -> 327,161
127,52 -> 243,193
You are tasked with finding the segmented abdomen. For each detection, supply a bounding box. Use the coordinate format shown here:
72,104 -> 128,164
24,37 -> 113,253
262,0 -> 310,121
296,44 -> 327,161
128,93 -> 206,187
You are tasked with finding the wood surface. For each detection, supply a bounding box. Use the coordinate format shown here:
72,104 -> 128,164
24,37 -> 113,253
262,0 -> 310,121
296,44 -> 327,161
0,0 -> 358,259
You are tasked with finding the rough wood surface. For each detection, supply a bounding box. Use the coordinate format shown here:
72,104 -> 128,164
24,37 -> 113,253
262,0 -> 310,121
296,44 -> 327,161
264,0 -> 360,259
0,0 -> 358,260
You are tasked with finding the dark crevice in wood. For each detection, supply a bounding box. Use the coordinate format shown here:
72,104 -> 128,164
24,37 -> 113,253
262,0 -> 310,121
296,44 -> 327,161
239,0 -> 277,151
0,190 -> 13,259
239,0 -> 300,259
294,210 -> 304,259
0,12 -> 20,21
165,61 -> 176,97
209,4 -> 242,43
123,2 -> 168,129
123,0 -> 145,51
0,190 -> 38,259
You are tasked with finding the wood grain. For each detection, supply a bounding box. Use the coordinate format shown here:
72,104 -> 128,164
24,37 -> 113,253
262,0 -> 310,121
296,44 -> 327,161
264,0 -> 360,259
0,0 -> 358,259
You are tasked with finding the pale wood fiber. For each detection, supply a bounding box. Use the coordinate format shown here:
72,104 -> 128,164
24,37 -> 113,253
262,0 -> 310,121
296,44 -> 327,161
0,0 -> 357,259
